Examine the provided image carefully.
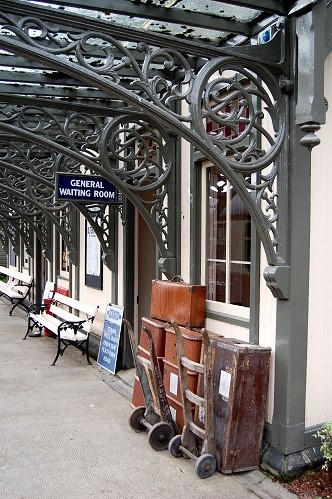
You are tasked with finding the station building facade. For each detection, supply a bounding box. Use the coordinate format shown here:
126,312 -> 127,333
0,0 -> 331,476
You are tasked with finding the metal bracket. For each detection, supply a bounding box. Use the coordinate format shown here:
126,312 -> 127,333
263,266 -> 291,300
158,257 -> 177,279
102,251 -> 115,271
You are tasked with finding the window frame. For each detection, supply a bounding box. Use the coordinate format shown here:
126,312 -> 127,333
201,162 -> 251,320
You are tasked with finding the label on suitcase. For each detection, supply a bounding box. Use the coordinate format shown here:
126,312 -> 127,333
150,279 -> 206,328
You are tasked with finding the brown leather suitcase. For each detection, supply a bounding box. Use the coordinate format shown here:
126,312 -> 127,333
150,278 -> 206,328
210,337 -> 271,473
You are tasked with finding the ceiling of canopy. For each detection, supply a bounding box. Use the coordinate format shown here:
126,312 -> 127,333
26,0 -> 300,46
0,0 -> 310,103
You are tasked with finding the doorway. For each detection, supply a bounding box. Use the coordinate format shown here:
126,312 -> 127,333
134,209 -> 157,335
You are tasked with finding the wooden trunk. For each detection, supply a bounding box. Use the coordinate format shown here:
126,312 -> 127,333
150,279 -> 206,328
210,337 -> 271,474
164,325 -> 202,364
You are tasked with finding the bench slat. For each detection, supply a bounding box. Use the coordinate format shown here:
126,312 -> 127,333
49,305 -> 93,333
29,313 -> 88,341
0,266 -> 33,285
53,292 -> 97,317
0,267 -> 33,315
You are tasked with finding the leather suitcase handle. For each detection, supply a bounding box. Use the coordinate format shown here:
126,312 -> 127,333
172,275 -> 184,282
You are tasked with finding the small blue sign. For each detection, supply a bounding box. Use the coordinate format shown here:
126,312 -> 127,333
56,173 -> 118,203
97,303 -> 124,375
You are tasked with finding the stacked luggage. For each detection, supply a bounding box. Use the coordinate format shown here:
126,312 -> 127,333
126,277 -> 272,478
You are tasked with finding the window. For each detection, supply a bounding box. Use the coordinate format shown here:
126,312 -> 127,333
206,166 -> 251,307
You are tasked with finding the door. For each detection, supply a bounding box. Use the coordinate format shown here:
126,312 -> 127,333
134,209 -> 156,334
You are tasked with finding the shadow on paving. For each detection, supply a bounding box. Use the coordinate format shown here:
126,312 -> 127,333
0,299 -> 296,499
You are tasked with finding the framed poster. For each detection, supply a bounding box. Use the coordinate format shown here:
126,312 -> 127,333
85,217 -> 103,289
97,303 -> 124,375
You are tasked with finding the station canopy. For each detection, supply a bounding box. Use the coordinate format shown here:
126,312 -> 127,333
0,0 -> 315,271
0,0 -> 306,100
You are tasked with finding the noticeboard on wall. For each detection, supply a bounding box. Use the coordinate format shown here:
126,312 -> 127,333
85,217 -> 103,289
97,303 -> 124,375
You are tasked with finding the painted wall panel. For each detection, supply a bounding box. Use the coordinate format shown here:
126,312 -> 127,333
306,53 -> 332,426
259,249 -> 276,424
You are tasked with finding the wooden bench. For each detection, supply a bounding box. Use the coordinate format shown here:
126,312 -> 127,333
0,265 -> 33,315
25,280 -> 55,338
23,291 -> 99,366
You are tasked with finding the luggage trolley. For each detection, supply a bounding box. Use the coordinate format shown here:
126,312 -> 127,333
124,319 -> 176,451
168,321 -> 217,479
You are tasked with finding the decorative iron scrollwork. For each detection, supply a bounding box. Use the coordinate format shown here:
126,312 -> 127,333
0,3 -> 292,273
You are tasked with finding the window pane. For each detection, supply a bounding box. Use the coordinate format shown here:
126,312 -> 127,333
230,263 -> 250,307
206,166 -> 251,307
230,191 -> 251,262
207,170 -> 227,261
207,260 -> 226,302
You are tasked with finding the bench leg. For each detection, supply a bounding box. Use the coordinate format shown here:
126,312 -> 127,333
51,337 -> 92,366
23,317 -> 43,340
51,335 -> 63,366
9,301 -> 18,316
10,298 -> 29,316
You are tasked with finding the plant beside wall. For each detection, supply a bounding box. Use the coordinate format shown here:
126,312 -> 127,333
315,421 -> 332,470
282,422 -> 332,498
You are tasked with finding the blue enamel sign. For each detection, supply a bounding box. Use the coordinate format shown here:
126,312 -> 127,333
97,303 -> 124,375
56,173 -> 118,203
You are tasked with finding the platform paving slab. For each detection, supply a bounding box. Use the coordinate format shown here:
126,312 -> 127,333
0,299 -> 297,499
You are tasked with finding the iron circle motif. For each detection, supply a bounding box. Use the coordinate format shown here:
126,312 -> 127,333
191,56 -> 286,174
100,115 -> 173,193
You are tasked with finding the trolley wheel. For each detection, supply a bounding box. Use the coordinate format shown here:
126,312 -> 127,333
168,434 -> 183,458
129,406 -> 147,432
148,422 -> 174,451
195,454 -> 217,479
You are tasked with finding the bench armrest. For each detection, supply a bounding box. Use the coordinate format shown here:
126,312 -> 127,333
12,283 -> 31,295
57,318 -> 90,336
28,303 -> 46,314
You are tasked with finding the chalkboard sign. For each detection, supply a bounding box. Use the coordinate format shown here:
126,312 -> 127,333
97,303 -> 124,374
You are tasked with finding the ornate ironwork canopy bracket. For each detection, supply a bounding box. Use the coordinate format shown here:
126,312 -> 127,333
0,5 -> 295,294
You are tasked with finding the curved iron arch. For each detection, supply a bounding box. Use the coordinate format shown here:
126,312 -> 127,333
0,31 -> 288,267
0,154 -> 76,260
0,122 -> 175,262
0,198 -> 35,256
0,210 -> 26,256
0,103 -> 177,265
0,7 -> 292,296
